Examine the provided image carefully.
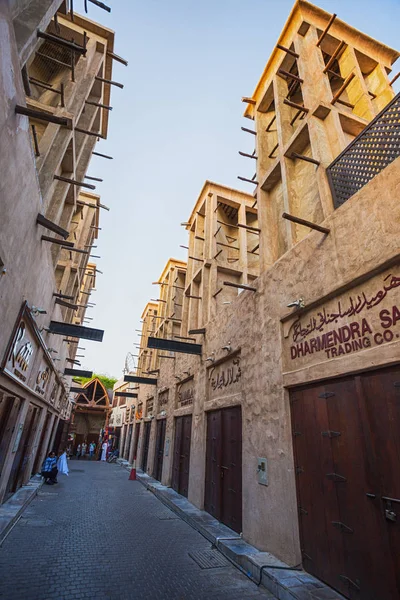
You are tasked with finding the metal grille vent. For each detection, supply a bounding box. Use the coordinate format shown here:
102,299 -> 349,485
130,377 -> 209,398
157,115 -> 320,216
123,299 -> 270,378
327,92 -> 400,207
188,549 -> 230,569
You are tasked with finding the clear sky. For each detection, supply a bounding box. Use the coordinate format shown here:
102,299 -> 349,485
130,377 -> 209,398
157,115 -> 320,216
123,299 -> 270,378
81,0 -> 400,379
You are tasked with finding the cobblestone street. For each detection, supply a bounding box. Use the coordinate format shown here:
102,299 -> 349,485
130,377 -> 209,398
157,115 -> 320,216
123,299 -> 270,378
0,462 -> 274,600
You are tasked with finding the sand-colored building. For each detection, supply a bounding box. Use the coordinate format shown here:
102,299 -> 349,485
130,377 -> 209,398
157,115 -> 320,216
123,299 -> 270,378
121,3 -> 400,599
0,0 -> 119,504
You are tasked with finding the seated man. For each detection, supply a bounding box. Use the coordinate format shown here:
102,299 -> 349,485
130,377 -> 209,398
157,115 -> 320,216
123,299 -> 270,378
41,451 -> 58,485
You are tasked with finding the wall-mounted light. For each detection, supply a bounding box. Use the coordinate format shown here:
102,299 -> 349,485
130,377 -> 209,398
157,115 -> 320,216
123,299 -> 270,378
221,342 -> 232,353
287,298 -> 305,309
31,306 -> 47,315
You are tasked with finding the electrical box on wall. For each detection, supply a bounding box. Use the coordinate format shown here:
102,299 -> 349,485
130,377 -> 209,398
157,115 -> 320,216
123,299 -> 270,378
257,457 -> 268,486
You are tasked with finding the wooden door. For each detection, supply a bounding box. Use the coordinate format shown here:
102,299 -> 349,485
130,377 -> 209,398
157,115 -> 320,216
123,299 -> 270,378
0,396 -> 21,478
132,422 -> 141,462
291,365 -> 400,600
33,412 -> 51,474
5,404 -> 38,497
141,421 -> 151,472
171,415 -> 192,497
205,406 -> 242,533
153,419 -> 166,481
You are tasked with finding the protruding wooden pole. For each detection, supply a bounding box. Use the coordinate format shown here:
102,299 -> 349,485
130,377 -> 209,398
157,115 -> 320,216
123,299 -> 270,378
282,212 -> 330,234
242,97 -> 256,105
278,69 -> 303,83
241,126 -> 257,135
92,151 -> 113,159
238,176 -> 258,185
15,105 -> 72,128
283,99 -> 309,113
290,152 -> 320,166
276,44 -> 299,58
239,151 -> 258,159
54,175 -> 96,190
223,281 -> 257,292
390,71 -> 400,86
316,13 -> 337,47
95,76 -> 124,89
323,41 -> 346,73
331,72 -> 355,105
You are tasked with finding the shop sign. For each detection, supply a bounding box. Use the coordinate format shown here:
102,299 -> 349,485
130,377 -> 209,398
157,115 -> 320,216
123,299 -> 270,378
208,354 -> 241,400
158,389 -> 169,407
146,398 -> 154,417
176,378 -> 194,408
283,268 -> 400,371
2,303 -> 65,407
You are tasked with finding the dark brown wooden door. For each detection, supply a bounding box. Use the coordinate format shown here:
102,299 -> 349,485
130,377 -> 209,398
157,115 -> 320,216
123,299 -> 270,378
153,419 -> 166,481
132,422 -> 141,462
291,365 -> 400,600
141,421 -> 151,472
33,412 -> 51,474
205,406 -> 242,533
171,415 -> 192,497
0,396 -> 21,478
6,404 -> 38,497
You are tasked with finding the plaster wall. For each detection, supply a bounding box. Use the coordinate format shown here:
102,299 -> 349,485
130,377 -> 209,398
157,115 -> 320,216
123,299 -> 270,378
135,157 -> 400,565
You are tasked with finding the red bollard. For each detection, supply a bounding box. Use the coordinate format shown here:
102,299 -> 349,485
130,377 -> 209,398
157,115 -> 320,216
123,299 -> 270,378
129,458 -> 136,481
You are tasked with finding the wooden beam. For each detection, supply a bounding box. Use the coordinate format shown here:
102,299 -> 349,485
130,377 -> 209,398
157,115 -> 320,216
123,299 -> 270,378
282,212 -> 330,234
63,247 -> 89,254
241,126 -> 257,135
75,126 -> 104,138
55,298 -> 79,310
188,328 -> 206,335
37,30 -> 87,55
316,13 -> 337,47
37,214 -> 69,239
283,99 -> 309,113
186,295 -> 202,299
41,235 -> 73,247
107,51 -> 128,66
323,41 -> 346,73
54,175 -> 96,190
84,175 -> 103,182
88,0 -> 111,12
331,72 -> 355,105
85,100 -> 113,111
223,281 -> 257,292
238,176 -> 258,185
15,105 -> 71,128
236,223 -> 261,233
92,151 -> 113,159
242,97 -> 256,105
31,124 -> 40,156
21,66 -> 32,96
336,98 -> 354,109
290,152 -> 320,166
278,69 -> 303,83
389,71 -> 400,86
95,76 -> 124,89
276,44 -> 299,58
53,293 -> 75,300
239,151 -> 258,159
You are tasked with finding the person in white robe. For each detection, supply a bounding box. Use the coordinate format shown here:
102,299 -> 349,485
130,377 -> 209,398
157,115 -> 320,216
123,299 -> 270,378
101,441 -> 108,461
57,450 -> 69,476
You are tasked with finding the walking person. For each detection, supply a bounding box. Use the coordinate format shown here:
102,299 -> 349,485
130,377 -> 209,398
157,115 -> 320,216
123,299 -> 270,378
76,444 -> 81,460
57,449 -> 69,477
41,451 -> 58,485
89,441 -> 96,460
101,440 -> 108,461
81,441 -> 87,460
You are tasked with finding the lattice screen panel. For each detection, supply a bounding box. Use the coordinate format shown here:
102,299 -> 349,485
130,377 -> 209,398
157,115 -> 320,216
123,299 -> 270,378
327,93 -> 400,208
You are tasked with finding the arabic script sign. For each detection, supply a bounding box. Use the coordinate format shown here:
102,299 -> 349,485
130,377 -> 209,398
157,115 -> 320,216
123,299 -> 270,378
208,354 -> 241,400
176,378 -> 194,408
283,268 -> 400,371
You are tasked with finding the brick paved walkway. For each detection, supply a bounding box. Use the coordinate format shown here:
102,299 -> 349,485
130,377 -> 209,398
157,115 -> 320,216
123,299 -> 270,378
0,461 -> 275,600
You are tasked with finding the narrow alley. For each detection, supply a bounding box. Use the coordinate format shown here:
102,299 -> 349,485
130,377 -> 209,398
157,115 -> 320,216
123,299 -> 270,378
0,462 -> 274,600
